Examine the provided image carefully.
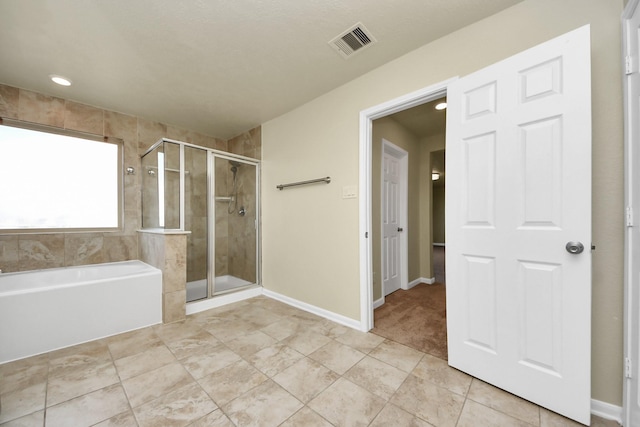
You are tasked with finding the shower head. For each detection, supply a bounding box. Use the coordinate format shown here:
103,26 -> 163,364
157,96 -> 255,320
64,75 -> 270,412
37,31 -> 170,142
229,160 -> 242,174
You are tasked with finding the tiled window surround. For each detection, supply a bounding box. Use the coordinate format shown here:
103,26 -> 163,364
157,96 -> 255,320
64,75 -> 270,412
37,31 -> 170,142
0,83 -> 261,322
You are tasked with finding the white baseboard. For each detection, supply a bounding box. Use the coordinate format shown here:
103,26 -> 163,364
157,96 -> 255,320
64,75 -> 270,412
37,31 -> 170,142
373,297 -> 384,309
591,399 -> 622,424
406,277 -> 435,290
263,288 -> 362,331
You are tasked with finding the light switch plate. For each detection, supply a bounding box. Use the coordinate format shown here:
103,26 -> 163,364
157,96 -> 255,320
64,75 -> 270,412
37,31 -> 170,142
342,185 -> 357,199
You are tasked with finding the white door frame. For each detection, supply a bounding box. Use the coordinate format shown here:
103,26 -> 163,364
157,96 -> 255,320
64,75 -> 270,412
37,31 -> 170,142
381,138 -> 409,299
624,1 -> 640,425
359,78 -> 454,331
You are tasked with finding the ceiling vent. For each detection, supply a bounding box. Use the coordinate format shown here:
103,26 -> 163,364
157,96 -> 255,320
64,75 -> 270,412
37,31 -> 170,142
329,23 -> 377,59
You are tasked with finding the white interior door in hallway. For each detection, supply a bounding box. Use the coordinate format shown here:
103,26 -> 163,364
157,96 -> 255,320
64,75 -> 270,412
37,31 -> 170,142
446,25 -> 592,424
381,140 -> 408,296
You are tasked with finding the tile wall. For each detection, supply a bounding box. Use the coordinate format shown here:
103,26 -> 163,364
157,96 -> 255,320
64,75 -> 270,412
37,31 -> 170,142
0,83 -> 261,321
226,129 -> 261,283
0,83 -> 227,273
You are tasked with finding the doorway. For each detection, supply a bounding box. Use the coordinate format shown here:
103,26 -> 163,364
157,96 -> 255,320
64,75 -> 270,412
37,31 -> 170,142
369,97 -> 448,359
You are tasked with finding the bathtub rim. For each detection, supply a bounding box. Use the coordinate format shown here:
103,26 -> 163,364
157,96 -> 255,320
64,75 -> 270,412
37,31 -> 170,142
0,260 -> 161,297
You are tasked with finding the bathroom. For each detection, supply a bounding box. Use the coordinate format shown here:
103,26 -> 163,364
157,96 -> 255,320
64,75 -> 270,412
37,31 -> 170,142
0,83 -> 261,325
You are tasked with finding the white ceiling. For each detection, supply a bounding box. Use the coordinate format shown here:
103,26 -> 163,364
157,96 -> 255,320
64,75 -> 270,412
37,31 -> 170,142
0,0 -> 521,139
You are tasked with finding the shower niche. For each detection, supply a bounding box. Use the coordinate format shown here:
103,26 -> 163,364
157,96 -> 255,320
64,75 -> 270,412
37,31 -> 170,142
141,138 -> 260,303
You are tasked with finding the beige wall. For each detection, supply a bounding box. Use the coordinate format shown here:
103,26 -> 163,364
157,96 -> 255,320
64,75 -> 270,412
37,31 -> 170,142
262,0 -> 625,406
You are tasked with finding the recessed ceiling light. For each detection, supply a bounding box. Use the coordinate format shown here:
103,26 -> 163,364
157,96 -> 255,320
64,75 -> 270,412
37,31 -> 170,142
435,102 -> 447,110
50,75 -> 72,86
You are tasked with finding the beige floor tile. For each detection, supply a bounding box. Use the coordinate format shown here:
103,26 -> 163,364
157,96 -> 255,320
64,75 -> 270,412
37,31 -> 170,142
310,319 -> 351,339
390,374 -> 465,427
133,382 -> 217,427
247,343 -> 304,377
246,296 -> 301,316
48,340 -> 111,378
0,410 -> 44,427
368,339 -> 424,373
222,380 -> 303,427
107,327 -> 163,360
344,356 -> 409,400
283,330 -> 332,355
180,343 -> 241,379
0,354 -> 48,394
46,360 -> 119,406
411,353 -> 472,396
273,358 -> 340,403
0,382 -> 46,424
369,403 -> 434,427
457,399 -> 534,427
45,384 -> 130,427
309,340 -> 366,375
235,305 -> 283,327
122,361 -> 193,408
280,407 -> 334,427
198,359 -> 268,406
467,379 -> 540,425
308,377 -> 386,427
153,318 -> 204,343
335,329 -> 386,353
188,409 -> 235,427
165,329 -> 220,360
203,319 -> 258,342
225,330 -> 277,358
114,344 -> 176,380
93,410 -> 139,427
260,318 -> 305,341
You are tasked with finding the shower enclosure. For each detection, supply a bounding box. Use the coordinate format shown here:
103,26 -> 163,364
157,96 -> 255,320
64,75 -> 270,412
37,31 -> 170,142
141,139 -> 260,303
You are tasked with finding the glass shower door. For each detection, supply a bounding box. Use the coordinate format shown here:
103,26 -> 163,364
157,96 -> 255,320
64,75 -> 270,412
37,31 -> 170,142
185,146 -> 208,302
213,156 -> 257,295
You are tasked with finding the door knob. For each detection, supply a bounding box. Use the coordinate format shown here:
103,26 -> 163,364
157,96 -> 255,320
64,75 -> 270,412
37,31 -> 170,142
397,227 -> 403,232
565,241 -> 584,254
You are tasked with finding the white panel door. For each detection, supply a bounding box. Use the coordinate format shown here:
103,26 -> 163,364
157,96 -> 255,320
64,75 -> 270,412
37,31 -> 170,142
382,149 -> 402,296
446,26 -> 592,424
624,2 -> 640,426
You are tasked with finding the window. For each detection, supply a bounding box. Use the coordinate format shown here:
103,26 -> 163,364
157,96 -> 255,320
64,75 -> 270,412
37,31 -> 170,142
0,121 -> 122,232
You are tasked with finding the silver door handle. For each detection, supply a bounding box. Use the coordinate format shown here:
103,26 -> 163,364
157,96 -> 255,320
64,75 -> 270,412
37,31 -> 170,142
397,227 -> 403,232
565,241 -> 584,254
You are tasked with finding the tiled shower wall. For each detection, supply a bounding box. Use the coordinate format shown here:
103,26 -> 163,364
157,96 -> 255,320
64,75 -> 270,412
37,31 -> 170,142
226,129 -> 261,283
0,83 -> 230,272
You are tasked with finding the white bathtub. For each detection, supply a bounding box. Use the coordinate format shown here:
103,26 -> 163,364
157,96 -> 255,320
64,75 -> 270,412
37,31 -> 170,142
0,260 -> 162,364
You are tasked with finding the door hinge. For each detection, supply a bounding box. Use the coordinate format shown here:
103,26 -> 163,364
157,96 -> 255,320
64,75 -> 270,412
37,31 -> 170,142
626,55 -> 636,75
627,206 -> 634,227
626,357 -> 633,378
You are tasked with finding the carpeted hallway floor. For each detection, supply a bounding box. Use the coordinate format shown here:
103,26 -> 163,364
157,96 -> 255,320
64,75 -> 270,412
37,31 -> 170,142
372,246 -> 447,360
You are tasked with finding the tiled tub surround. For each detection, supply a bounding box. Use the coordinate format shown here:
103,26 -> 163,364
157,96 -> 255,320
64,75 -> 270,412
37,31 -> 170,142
138,230 -> 188,324
0,83 -> 261,275
0,296 -> 618,427
0,261 -> 162,364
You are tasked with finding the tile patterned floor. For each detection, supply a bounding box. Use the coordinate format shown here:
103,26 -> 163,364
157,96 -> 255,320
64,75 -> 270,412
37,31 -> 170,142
0,296 -> 620,426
